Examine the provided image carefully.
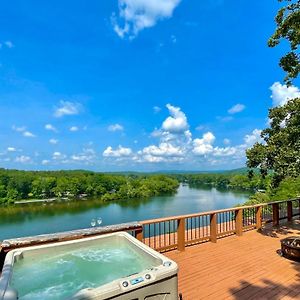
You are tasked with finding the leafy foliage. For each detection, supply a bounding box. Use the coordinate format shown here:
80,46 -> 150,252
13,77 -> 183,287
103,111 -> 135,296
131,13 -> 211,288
246,97 -> 300,186
243,176 -> 300,206
269,0 -> 300,84
0,169 -> 179,205
271,176 -> 300,199
173,172 -> 269,191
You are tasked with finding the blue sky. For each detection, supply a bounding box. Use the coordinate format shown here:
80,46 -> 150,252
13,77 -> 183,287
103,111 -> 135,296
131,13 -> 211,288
0,0 -> 300,171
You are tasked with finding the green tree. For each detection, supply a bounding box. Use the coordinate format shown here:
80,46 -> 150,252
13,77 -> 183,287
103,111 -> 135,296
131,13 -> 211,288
271,176 -> 300,199
246,97 -> 300,186
269,0 -> 300,84
6,188 -> 20,202
0,185 -> 7,200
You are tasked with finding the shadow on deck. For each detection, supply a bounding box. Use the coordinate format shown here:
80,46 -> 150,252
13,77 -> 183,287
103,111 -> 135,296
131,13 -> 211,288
166,220 -> 300,299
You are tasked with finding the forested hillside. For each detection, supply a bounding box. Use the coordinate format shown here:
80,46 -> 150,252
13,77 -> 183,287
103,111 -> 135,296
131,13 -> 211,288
0,169 -> 179,204
173,172 -> 267,191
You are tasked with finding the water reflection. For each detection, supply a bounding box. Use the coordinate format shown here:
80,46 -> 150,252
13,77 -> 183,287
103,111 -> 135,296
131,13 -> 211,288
0,184 -> 252,240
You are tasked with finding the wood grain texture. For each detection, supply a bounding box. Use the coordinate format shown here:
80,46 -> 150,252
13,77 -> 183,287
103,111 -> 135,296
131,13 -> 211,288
166,220 -> 300,299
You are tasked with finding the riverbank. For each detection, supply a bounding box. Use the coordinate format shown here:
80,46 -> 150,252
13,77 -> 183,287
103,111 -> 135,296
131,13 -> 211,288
0,184 -> 252,240
0,169 -> 179,205
14,198 -> 59,204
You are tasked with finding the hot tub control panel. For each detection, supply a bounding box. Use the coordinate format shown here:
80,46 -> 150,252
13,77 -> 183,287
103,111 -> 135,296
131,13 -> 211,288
119,261 -> 175,291
121,272 -> 154,290
130,277 -> 144,285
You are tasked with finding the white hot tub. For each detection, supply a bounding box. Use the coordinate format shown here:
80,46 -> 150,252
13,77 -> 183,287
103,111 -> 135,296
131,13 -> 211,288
0,232 -> 178,300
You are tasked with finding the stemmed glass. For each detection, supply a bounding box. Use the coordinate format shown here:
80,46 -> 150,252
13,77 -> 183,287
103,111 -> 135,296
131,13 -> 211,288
97,217 -> 102,226
90,218 -> 96,227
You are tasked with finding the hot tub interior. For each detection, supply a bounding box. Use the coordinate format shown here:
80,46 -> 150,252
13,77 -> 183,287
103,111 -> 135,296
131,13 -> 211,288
9,235 -> 162,300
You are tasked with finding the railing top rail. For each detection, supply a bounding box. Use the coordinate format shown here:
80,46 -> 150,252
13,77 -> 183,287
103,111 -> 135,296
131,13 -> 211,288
265,198 -> 300,206
140,197 -> 300,225
1,222 -> 142,250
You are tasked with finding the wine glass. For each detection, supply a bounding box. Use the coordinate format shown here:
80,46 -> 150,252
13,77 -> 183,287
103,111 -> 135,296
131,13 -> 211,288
97,217 -> 102,226
91,218 -> 96,227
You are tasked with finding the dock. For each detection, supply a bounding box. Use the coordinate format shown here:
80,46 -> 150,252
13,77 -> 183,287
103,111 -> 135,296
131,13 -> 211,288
14,198 -> 58,204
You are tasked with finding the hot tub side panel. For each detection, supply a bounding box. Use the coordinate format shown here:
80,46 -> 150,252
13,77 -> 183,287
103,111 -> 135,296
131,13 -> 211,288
73,274 -> 178,300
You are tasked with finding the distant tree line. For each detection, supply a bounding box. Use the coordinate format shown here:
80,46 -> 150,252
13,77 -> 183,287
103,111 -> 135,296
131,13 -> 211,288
1,168 -> 299,207
173,173 -> 300,205
173,173 -> 269,191
0,169 -> 179,205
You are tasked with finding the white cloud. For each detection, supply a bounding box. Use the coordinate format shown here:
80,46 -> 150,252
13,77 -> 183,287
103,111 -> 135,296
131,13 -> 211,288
213,146 -> 237,157
108,124 -> 124,132
244,129 -> 262,146
49,138 -> 58,144
195,125 -> 205,131
15,155 -> 31,163
150,128 -> 161,137
217,116 -> 234,122
52,152 -> 66,160
191,128 -> 263,164
70,126 -> 79,132
193,132 -> 215,155
45,124 -> 57,132
12,126 -> 35,137
153,106 -> 161,113
279,113 -> 291,128
270,82 -> 300,107
112,0 -> 181,39
223,138 -> 231,145
141,142 -> 184,158
4,41 -> 14,48
42,159 -> 50,165
12,125 -> 26,132
101,103 -> 264,168
136,105 -> 192,163
162,104 -> 188,133
54,101 -> 81,117
71,148 -> 96,163
7,147 -> 16,152
228,103 -> 246,114
171,35 -> 177,43
71,155 -> 86,161
103,145 -> 132,157
135,154 -> 164,163
23,131 -> 36,138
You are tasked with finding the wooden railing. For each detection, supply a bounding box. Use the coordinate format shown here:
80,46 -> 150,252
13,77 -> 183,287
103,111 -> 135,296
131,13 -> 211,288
136,198 -> 300,252
1,198 -> 300,265
0,222 -> 143,270
1,222 -> 142,251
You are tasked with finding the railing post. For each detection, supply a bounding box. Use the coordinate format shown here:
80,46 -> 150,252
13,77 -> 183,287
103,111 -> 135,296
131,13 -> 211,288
210,213 -> 217,243
287,201 -> 293,222
235,209 -> 243,236
177,218 -> 185,251
256,206 -> 262,230
272,203 -> 279,226
135,227 -> 143,242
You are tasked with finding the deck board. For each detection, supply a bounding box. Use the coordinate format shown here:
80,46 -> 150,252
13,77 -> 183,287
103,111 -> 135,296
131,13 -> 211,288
165,221 -> 300,299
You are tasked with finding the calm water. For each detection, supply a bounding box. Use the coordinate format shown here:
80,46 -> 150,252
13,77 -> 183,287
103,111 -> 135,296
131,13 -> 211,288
0,184 -> 251,240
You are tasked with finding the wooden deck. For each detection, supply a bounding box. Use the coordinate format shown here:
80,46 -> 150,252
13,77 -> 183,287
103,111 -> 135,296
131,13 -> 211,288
166,221 -> 300,299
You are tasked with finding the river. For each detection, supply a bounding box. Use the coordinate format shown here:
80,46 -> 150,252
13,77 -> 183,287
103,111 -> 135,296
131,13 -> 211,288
0,184 -> 251,240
